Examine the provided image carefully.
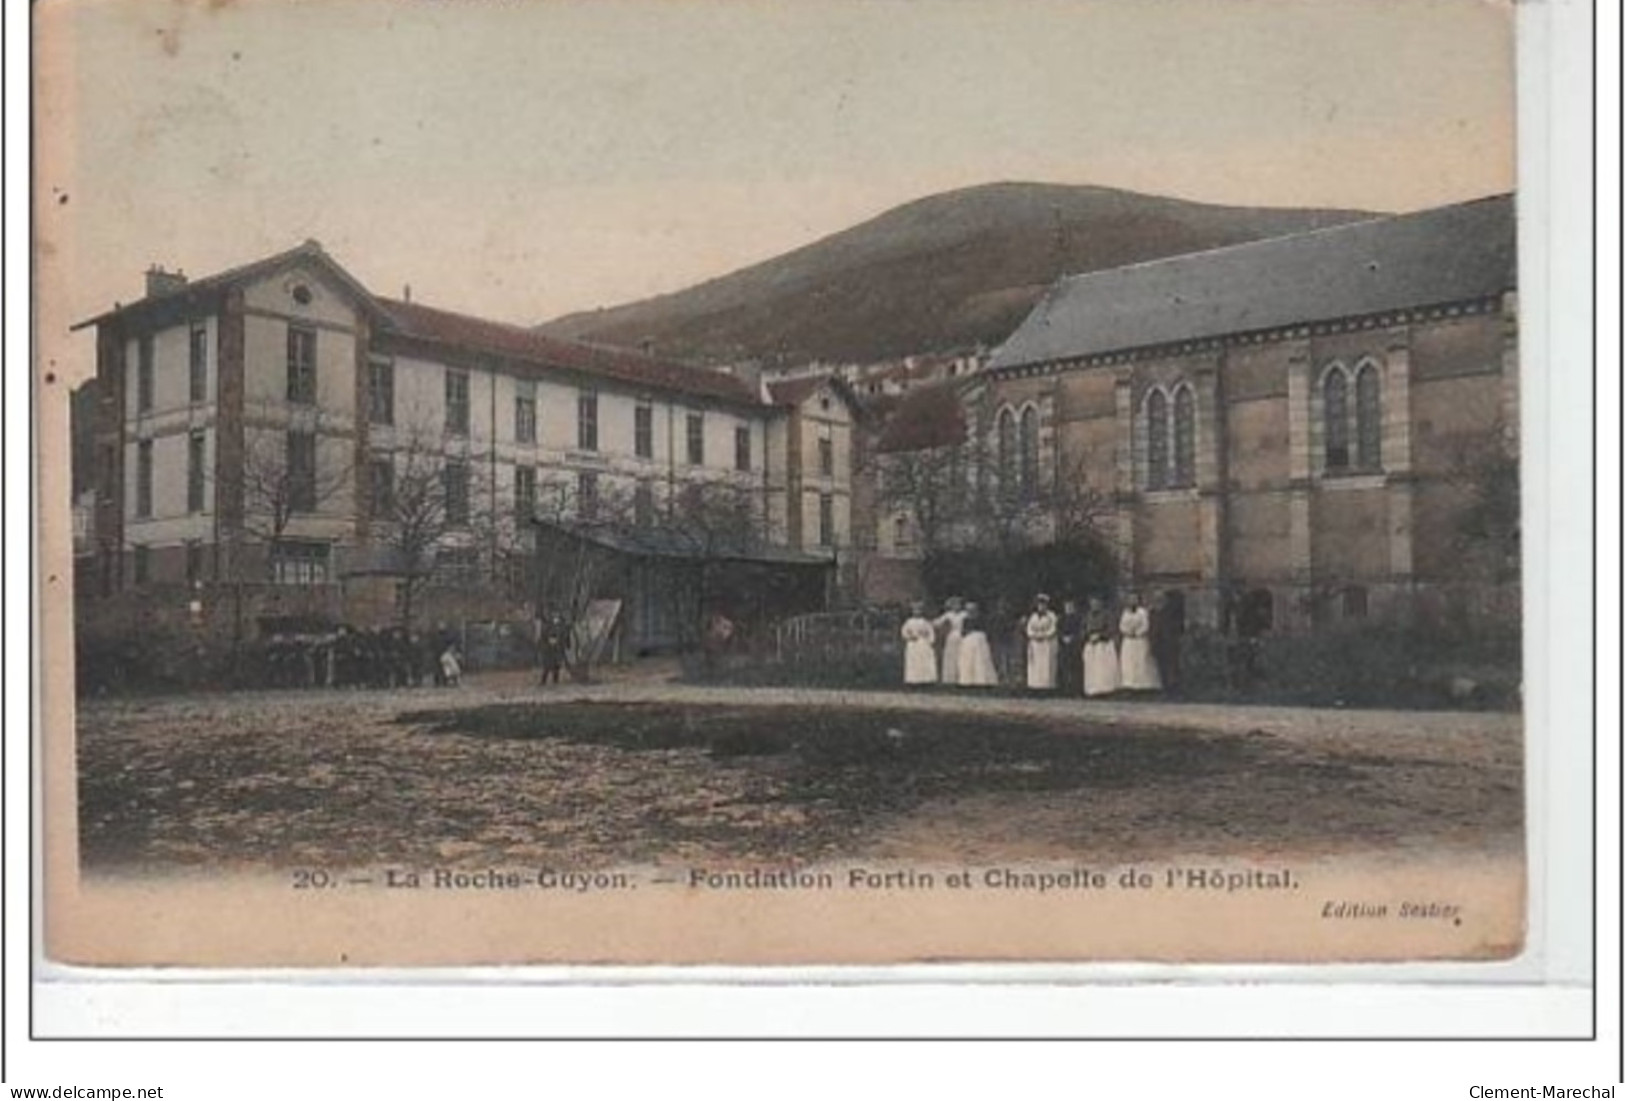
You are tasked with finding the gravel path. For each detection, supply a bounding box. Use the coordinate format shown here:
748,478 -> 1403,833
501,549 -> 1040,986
74,674 -> 1523,875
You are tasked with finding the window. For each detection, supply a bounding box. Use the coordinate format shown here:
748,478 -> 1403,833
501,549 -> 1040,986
894,513 -> 913,548
443,459 -> 470,526
634,482 -> 655,528
1355,363 -> 1382,470
435,546 -> 480,586
136,336 -> 154,413
286,326 -> 317,404
817,493 -> 834,547
686,413 -> 705,465
134,440 -> 153,518
817,433 -> 834,478
634,404 -> 654,459
444,369 -> 470,436
577,392 -> 599,451
997,407 -> 1017,491
1172,386 -> 1196,488
577,471 -> 599,520
515,465 -> 537,518
368,456 -> 394,517
368,359 -> 395,426
286,431 -> 317,513
185,541 -> 205,585
1018,406 -> 1039,499
1146,390 -> 1169,489
515,385 -> 537,444
132,544 -> 150,586
186,430 -> 206,513
1323,368 -> 1350,471
188,323 -> 208,404
735,426 -> 753,472
1342,585 -> 1369,620
270,540 -> 330,585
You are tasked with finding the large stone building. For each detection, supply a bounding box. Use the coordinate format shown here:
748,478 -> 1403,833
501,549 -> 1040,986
74,242 -> 858,652
870,194 -> 1519,633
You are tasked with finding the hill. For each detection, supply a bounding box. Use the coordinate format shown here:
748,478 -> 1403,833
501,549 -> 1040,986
537,182 -> 1380,365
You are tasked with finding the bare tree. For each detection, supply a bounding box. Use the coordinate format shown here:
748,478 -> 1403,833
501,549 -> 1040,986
528,471 -> 637,653
872,443 -> 973,555
237,406 -> 353,577
666,479 -> 764,559
367,425 -> 501,640
1049,453 -> 1117,553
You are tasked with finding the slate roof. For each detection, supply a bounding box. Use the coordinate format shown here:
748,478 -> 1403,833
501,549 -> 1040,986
375,298 -> 760,406
74,240 -> 760,407
988,194 -> 1515,372
71,240 -> 377,331
763,376 -> 828,407
763,373 -> 867,417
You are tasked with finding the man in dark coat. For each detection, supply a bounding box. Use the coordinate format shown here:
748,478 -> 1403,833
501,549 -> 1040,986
538,615 -> 568,685
1149,590 -> 1185,694
1057,598 -> 1084,696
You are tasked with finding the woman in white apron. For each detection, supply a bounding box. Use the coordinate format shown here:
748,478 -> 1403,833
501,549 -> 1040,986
956,602 -> 999,687
1081,597 -> 1120,697
934,597 -> 967,686
900,603 -> 939,686
1117,591 -> 1162,691
1024,594 -> 1059,690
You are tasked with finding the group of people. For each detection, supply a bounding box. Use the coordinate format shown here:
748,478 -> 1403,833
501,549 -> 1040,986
253,626 -> 465,690
900,591 -> 1184,698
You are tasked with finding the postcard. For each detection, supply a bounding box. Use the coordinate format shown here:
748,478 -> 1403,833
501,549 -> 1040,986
35,0 -> 1536,968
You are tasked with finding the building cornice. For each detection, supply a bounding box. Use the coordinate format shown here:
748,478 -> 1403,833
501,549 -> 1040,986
982,295 -> 1506,384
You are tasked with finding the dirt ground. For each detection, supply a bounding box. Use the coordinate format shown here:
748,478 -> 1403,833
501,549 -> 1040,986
74,675 -> 1523,876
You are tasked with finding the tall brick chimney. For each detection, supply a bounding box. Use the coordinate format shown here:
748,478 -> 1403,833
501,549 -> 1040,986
145,265 -> 188,298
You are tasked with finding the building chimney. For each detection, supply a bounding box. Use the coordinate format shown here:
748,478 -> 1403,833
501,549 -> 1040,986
403,284 -> 412,303
145,265 -> 188,298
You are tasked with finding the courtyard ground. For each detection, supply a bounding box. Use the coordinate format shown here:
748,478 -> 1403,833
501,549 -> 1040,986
75,669 -> 1524,876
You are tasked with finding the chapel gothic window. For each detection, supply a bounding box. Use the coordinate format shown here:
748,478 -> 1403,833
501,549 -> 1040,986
1145,389 -> 1169,490
1354,362 -> 1382,471
1323,368 -> 1350,472
1322,361 -> 1383,475
996,407 -> 1018,495
1018,406 -> 1039,500
1172,386 -> 1196,488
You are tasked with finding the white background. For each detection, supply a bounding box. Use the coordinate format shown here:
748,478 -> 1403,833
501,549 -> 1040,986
6,0 -> 1618,1096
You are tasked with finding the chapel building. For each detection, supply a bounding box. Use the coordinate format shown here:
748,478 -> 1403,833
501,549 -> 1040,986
874,194 -> 1519,634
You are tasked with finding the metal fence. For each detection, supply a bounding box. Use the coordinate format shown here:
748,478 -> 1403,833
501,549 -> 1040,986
773,609 -> 900,664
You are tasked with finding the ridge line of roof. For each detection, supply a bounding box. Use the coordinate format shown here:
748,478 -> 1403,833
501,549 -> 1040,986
1046,193 -> 1508,290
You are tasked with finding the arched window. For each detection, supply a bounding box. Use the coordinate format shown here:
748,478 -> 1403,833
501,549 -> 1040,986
1145,389 -> 1169,489
1323,368 -> 1350,471
1172,386 -> 1196,487
1018,405 -> 1039,499
996,407 -> 1017,494
1354,362 -> 1382,470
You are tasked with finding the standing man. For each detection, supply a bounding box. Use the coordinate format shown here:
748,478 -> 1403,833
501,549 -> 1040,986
538,614 -> 568,686
1057,598 -> 1084,696
1024,594 -> 1059,691
1149,590 -> 1185,695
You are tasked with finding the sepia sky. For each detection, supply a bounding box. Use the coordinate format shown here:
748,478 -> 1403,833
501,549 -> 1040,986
36,0 -> 1515,378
